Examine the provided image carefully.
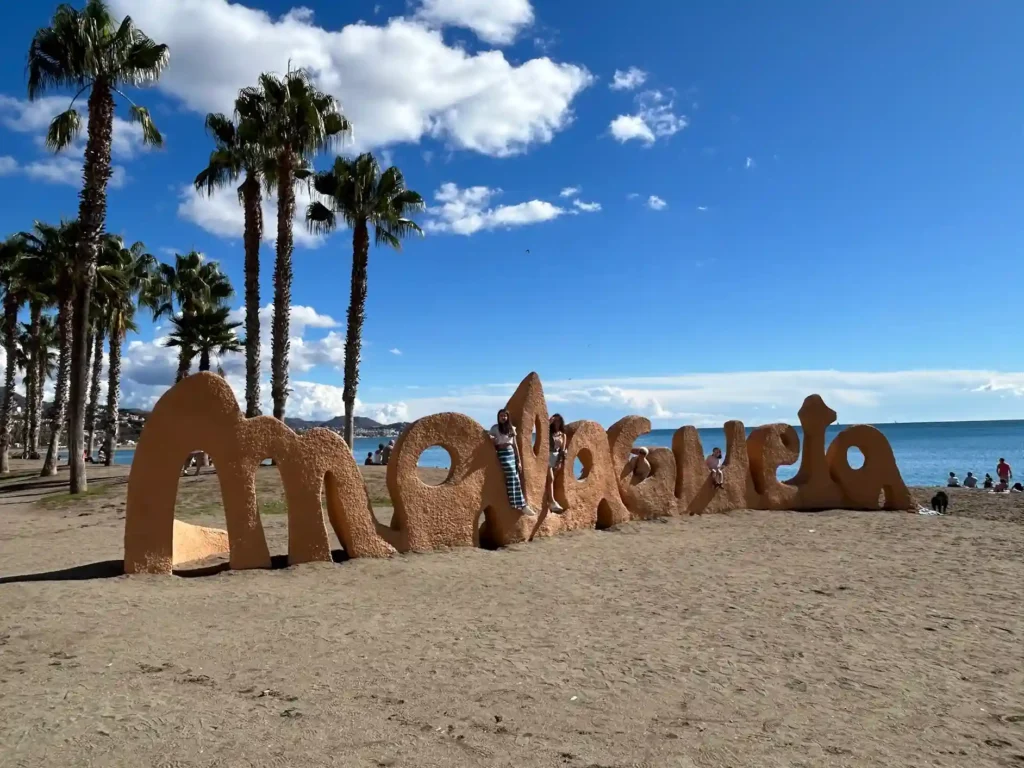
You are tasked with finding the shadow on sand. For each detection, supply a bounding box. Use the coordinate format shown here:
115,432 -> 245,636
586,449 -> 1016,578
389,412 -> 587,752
0,550 -> 350,584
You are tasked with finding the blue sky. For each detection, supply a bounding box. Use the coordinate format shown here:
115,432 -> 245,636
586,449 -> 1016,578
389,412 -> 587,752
1,0 -> 1023,427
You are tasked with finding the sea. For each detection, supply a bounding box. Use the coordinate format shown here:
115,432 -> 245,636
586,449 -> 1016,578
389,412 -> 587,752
95,420 -> 1024,487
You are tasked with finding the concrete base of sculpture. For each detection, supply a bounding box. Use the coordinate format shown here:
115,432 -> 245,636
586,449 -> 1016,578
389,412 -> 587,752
123,372 -> 913,575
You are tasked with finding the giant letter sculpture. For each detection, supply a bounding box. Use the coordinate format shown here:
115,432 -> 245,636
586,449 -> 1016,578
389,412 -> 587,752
123,372 -> 912,575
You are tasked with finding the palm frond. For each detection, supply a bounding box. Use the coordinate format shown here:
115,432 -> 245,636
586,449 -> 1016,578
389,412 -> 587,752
306,201 -> 337,236
128,105 -> 162,147
45,108 -> 82,151
117,38 -> 169,86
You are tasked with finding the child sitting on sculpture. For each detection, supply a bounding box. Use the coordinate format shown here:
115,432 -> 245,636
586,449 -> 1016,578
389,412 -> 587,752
706,447 -> 725,488
489,408 -> 535,516
628,446 -> 652,482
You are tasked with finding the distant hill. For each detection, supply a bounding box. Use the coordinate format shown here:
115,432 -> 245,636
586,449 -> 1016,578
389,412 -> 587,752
285,414 -> 410,434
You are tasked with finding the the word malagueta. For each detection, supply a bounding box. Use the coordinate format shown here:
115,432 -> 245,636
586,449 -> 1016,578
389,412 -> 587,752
123,372 -> 911,574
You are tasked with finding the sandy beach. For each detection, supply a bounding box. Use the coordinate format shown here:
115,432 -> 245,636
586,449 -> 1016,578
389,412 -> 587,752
1,461 -> 1023,767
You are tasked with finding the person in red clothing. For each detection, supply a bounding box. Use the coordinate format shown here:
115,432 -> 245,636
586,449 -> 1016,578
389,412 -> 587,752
996,457 -> 1013,484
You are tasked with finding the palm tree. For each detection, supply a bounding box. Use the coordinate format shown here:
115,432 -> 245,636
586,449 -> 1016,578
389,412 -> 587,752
148,251 -> 233,382
0,236 -> 27,473
195,112 -> 275,418
27,0 -> 169,493
29,316 -> 58,459
102,239 -> 154,466
16,325 -> 33,451
236,68 -> 349,421
20,220 -> 78,477
165,306 -> 242,374
83,234 -> 130,457
307,153 -> 424,447
16,252 -> 53,460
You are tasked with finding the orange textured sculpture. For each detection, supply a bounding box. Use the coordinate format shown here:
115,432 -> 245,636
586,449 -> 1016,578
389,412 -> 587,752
123,372 -> 912,575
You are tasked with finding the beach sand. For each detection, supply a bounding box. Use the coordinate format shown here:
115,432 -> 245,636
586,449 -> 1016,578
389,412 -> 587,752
1,461 -> 1022,767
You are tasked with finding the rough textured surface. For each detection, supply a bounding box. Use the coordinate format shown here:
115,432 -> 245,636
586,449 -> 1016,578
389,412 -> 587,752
608,416 -> 677,520
386,412 -> 520,552
124,373 -> 394,575
536,420 -> 630,536
747,423 -> 801,510
123,374 -> 911,574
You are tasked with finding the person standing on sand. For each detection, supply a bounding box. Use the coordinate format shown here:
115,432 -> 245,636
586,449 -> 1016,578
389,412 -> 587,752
706,447 -> 725,488
546,414 -> 567,514
997,458 -> 1012,485
489,408 -> 535,516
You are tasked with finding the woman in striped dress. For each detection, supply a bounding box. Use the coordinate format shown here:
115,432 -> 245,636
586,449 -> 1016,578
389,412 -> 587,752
489,409 -> 536,516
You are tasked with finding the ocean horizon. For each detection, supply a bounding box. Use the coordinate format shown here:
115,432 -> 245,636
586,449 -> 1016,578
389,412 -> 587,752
92,418 -> 1024,488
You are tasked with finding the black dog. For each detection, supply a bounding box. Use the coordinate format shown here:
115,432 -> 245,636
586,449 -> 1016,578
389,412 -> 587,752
931,491 -> 948,514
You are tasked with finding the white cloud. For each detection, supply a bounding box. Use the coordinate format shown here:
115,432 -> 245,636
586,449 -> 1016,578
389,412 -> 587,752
696,205 -> 708,212
609,90 -> 687,145
647,195 -> 667,211
389,348 -> 402,356
559,186 -> 581,198
0,94 -> 138,187
0,94 -> 151,159
609,114 -> 654,144
21,155 -> 128,189
626,192 -> 639,200
107,0 -> 592,158
610,67 -> 647,91
746,156 -> 755,169
177,182 -> 323,248
572,199 -> 601,213
414,0 -> 534,45
0,156 -> 16,175
424,182 -> 565,235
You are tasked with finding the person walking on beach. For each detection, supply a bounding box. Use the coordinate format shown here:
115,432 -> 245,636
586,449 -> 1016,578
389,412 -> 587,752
489,409 -> 535,516
997,457 -> 1012,485
706,447 -> 725,488
546,414 -> 567,514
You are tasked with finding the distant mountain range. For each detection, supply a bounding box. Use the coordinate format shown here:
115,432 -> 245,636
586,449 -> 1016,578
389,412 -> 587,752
1,389 -> 409,436
284,415 -> 411,434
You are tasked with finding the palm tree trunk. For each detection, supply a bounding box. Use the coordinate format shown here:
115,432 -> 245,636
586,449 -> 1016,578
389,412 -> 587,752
42,296 -> 73,477
86,327 -> 104,458
0,297 -> 19,473
175,348 -> 191,382
32,346 -> 44,458
102,328 -> 121,467
24,302 -> 41,459
199,348 -> 211,372
68,80 -> 115,494
271,151 -> 295,422
342,220 -> 370,449
242,173 -> 262,418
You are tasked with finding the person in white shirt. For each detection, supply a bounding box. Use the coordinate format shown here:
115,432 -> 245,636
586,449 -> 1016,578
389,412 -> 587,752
706,447 -> 724,488
489,409 -> 535,516
946,472 -> 961,488
628,446 -> 651,482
